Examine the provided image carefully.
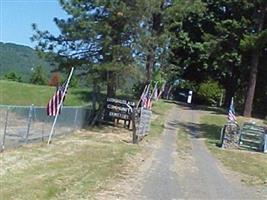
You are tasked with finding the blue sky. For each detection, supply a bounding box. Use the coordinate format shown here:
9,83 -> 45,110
0,0 -> 68,48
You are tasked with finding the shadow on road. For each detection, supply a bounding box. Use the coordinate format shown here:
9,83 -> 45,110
164,100 -> 226,115
178,122 -> 221,141
165,116 -> 222,142
163,100 -> 223,142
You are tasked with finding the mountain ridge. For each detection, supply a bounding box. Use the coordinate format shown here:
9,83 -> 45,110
0,42 -> 56,81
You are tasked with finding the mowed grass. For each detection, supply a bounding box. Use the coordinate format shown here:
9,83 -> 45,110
0,80 -> 91,106
0,100 -> 173,199
0,132 -> 139,200
200,114 -> 267,185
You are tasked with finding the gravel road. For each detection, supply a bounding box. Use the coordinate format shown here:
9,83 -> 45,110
140,107 -> 182,199
95,103 -> 267,200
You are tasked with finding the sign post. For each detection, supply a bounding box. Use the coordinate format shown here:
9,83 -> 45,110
132,108 -> 138,144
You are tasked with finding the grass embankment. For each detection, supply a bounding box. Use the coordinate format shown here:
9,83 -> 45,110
200,114 -> 267,185
0,100 -> 172,199
0,80 -> 91,106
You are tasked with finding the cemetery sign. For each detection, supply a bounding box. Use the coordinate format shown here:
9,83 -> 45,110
106,98 -> 135,121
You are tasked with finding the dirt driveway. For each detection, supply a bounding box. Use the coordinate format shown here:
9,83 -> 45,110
95,103 -> 267,200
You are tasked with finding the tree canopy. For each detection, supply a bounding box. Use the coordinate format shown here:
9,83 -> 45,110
32,0 -> 267,118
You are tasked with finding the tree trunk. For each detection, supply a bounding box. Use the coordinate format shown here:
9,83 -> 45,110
243,51 -> 259,117
107,71 -> 116,98
224,82 -> 236,108
223,66 -> 239,108
92,79 -> 97,112
146,51 -> 154,83
166,85 -> 173,99
243,3 -> 265,117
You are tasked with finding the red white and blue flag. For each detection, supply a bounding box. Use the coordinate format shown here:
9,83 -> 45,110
228,97 -> 236,122
141,84 -> 151,109
47,81 -> 68,116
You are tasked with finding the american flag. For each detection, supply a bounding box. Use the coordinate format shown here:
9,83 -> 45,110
146,89 -> 152,109
228,97 -> 236,122
141,84 -> 151,109
47,81 -> 68,116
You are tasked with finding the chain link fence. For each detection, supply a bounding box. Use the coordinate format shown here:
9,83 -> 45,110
0,105 -> 93,150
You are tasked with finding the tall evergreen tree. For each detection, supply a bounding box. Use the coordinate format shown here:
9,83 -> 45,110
168,0 -> 267,114
32,0 -> 139,97
242,0 -> 267,117
133,0 -> 174,84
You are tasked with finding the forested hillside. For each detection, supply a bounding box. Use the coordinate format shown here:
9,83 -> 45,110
0,42 -> 55,81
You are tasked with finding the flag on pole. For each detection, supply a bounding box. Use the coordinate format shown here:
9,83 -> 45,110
47,81 -> 68,116
149,82 -> 158,108
228,97 -> 236,122
146,89 -> 152,109
152,82 -> 158,100
141,84 -> 151,109
47,67 -> 74,144
154,87 -> 158,100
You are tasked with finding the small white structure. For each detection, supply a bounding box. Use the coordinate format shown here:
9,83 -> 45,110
187,90 -> 193,104
264,134 -> 267,153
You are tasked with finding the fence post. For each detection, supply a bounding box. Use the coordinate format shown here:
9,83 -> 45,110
25,104 -> 34,143
132,108 -> 138,144
2,107 -> 9,151
74,108 -> 79,129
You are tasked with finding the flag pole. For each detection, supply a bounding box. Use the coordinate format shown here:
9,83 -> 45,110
47,67 -> 74,145
150,81 -> 158,99
136,84 -> 148,108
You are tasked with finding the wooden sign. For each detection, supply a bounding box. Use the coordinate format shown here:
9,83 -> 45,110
105,98 -> 135,121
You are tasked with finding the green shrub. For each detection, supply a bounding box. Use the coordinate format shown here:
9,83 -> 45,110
4,72 -> 22,82
197,80 -> 222,106
30,65 -> 47,85
69,76 -> 79,88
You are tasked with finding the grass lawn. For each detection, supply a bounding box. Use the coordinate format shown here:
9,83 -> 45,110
0,100 -> 173,199
0,132 -> 139,200
148,100 -> 174,138
0,80 -> 92,106
200,114 -> 267,185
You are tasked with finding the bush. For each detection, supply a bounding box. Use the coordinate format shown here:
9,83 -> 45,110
48,72 -> 60,86
4,72 -> 22,82
197,80 -> 222,106
30,65 -> 47,85
132,81 -> 145,98
69,76 -> 79,88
